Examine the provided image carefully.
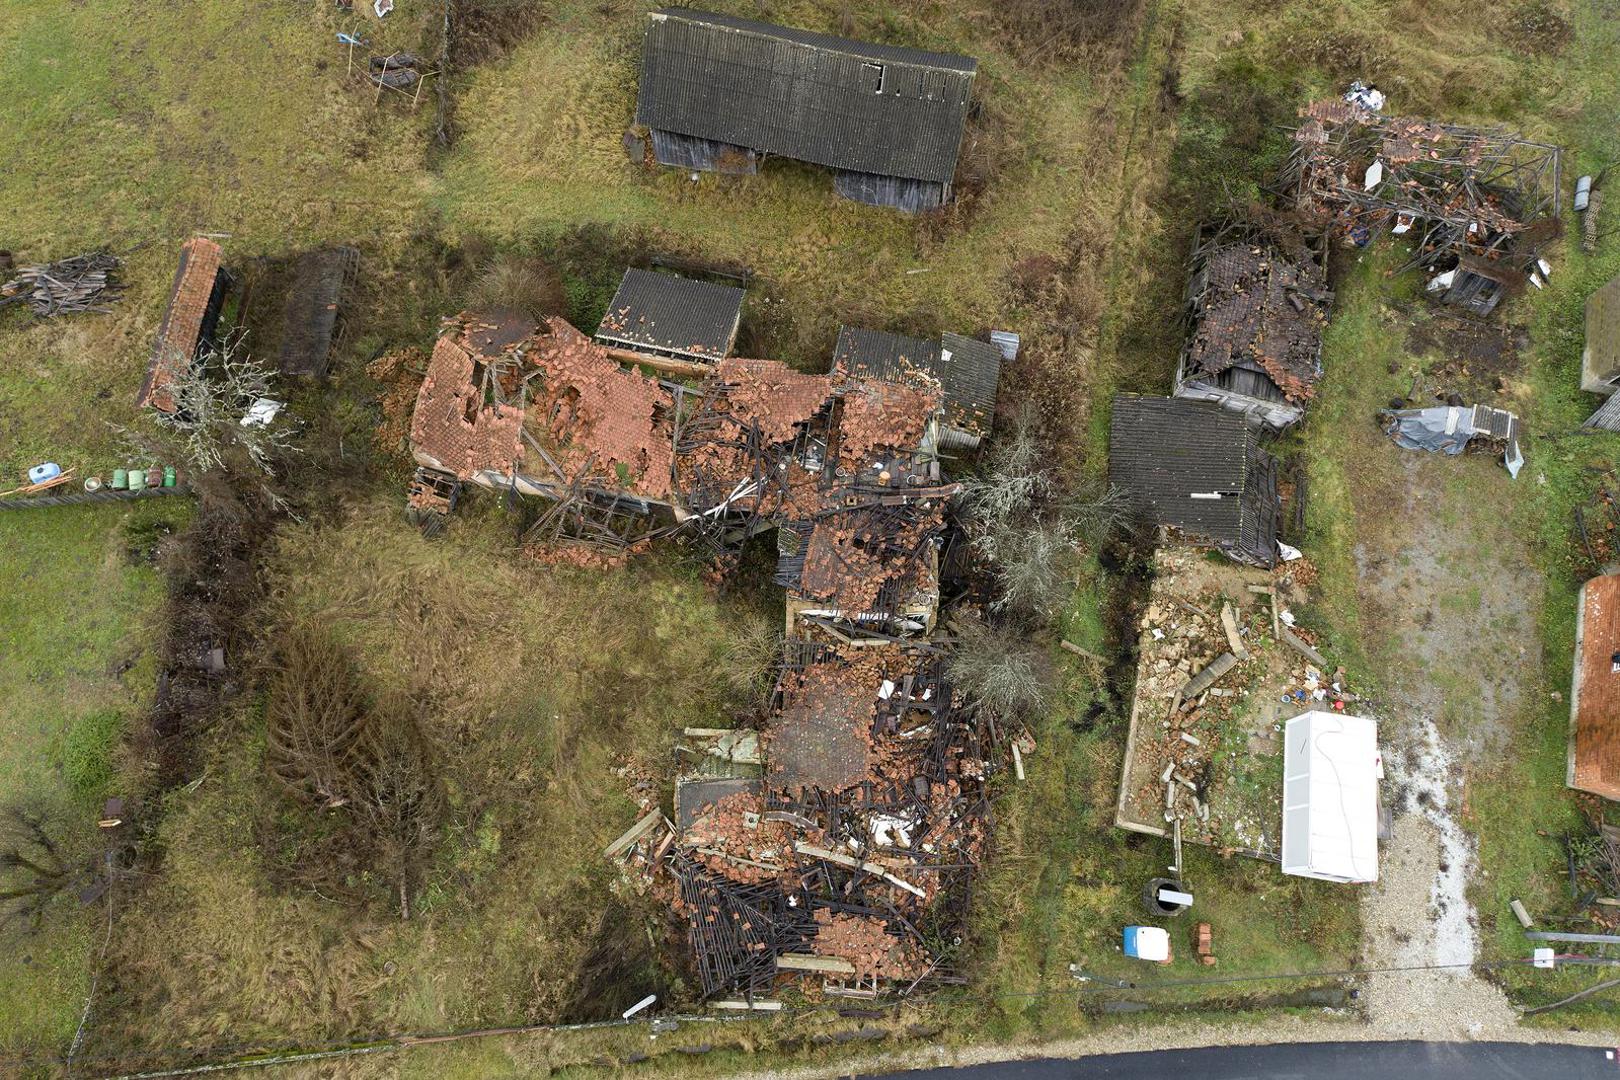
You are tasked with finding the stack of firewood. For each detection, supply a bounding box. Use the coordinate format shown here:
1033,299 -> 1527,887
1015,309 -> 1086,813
0,251 -> 123,316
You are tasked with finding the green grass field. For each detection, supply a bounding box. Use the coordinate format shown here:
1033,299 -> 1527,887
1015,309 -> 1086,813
0,501 -> 177,1052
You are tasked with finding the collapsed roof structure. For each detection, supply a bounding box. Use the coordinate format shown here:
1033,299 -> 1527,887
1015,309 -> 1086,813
1570,572 -> 1620,802
1282,98 -> 1561,316
634,8 -> 977,212
1108,395 -> 1282,567
1174,220 -> 1333,432
408,311 -> 959,639
139,237 -> 232,413
653,641 -> 989,999
832,326 -> 1009,452
594,268 -> 745,365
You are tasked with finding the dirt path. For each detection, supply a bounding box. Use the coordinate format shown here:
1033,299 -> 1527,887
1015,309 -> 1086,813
1350,451 -> 1537,1036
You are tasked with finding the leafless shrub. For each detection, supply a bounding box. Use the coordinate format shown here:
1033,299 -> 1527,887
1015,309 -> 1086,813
958,407 -> 1131,622
264,622 -> 445,918
0,806 -> 83,932
982,0 -> 1148,66
155,331 -> 298,479
466,254 -> 566,322
947,617 -> 1051,721
348,704 -> 445,920
721,616 -> 782,713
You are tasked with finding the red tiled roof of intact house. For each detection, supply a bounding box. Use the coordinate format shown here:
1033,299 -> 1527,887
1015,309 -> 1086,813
138,237 -> 223,413
409,332 -> 525,480
1572,573 -> 1620,800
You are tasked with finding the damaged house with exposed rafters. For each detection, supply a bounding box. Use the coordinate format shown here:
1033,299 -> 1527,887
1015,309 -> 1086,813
405,306 -> 1001,1000
1173,218 -> 1333,432
1281,98 -> 1561,316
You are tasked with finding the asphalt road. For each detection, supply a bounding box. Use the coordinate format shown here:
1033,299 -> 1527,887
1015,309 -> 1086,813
860,1042 -> 1618,1079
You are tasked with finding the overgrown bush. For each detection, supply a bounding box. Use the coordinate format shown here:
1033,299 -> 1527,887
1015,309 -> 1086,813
947,616 -> 1052,720
957,408 -> 1130,624
264,622 -> 445,917
466,254 -> 567,322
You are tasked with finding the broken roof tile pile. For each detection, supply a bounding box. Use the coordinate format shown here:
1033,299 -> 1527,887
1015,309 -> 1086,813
1182,226 -> 1333,406
409,316 -> 530,480
833,326 -> 1003,445
1572,573 -> 1620,801
409,312 -> 677,498
139,236 -> 226,413
595,268 -> 745,362
1282,100 -> 1560,308
657,642 -> 991,999
525,318 -> 676,499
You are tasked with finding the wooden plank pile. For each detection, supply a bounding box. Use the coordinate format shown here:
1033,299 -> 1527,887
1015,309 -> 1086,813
0,251 -> 123,316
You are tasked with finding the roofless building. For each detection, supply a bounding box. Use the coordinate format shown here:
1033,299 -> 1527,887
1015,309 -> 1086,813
634,8 -> 977,212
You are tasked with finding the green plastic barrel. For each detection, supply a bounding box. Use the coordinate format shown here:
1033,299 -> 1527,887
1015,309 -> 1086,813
111,468 -> 128,490
163,466 -> 177,488
128,469 -> 145,490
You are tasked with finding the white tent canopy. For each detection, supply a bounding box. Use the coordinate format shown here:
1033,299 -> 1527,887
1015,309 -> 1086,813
1281,711 -> 1380,883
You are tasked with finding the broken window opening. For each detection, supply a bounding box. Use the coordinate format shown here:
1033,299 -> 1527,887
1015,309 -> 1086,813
861,62 -> 885,94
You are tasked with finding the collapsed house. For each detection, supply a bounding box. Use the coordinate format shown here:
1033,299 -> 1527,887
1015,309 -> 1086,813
1108,395 -> 1282,567
634,8 -> 976,212
277,246 -> 360,378
406,310 -> 1001,997
1173,221 -> 1333,431
1570,572 -> 1620,802
407,311 -> 961,639
139,237 -> 232,413
652,642 -> 989,999
832,326 -> 1011,452
1283,99 -> 1561,316
594,267 -> 745,367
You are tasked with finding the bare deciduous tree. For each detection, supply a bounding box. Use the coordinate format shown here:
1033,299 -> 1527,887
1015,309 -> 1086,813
155,331 -> 298,478
946,617 -> 1051,721
266,625 -> 373,810
350,706 -> 445,921
0,806 -> 80,931
957,406 -> 1131,623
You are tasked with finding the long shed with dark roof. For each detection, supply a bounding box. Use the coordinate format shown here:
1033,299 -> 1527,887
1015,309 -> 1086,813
1108,395 -> 1281,566
635,8 -> 976,212
595,268 -> 744,363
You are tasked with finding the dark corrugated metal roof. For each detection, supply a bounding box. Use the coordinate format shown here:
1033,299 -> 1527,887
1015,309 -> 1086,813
1108,395 -> 1279,565
595,268 -> 745,360
833,326 -> 1000,437
636,8 -> 976,184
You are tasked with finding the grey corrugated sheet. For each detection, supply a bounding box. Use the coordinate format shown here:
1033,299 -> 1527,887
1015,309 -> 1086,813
595,268 -> 745,360
1109,395 -> 1279,566
833,326 -> 1000,438
1587,393 -> 1620,431
636,8 -> 976,184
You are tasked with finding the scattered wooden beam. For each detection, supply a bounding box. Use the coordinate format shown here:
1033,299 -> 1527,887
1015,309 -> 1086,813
602,344 -> 715,380
777,954 -> 856,975
1011,741 -> 1026,781
793,841 -> 925,898
1060,640 -> 1106,665
1510,899 -> 1534,929
1525,930 -> 1620,945
604,809 -> 663,859
1220,603 -> 1250,660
